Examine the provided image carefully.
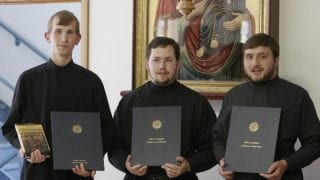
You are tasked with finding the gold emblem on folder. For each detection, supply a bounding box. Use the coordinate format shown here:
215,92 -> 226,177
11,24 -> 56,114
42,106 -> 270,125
249,122 -> 259,132
152,120 -> 162,129
72,124 -> 82,134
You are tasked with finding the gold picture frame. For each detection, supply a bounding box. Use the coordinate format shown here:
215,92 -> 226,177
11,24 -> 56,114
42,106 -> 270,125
133,0 -> 279,99
0,0 -> 89,68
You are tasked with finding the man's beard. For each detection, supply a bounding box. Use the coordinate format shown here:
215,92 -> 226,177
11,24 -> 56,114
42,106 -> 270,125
245,65 -> 277,82
153,77 -> 175,86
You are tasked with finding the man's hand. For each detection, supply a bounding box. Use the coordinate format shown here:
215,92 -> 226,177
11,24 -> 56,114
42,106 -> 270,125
260,160 -> 288,180
125,155 -> 147,176
161,157 -> 191,178
218,159 -> 234,180
223,13 -> 250,31
72,163 -> 95,178
21,149 -> 46,163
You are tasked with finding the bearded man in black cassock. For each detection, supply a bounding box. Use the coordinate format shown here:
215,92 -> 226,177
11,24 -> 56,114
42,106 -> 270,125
212,33 -> 320,180
1,10 -> 113,180
108,36 -> 217,180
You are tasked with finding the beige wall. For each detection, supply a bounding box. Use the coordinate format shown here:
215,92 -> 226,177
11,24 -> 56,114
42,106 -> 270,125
279,1 -> 320,179
89,0 -> 320,179
89,1 -> 132,179
279,0 -> 320,115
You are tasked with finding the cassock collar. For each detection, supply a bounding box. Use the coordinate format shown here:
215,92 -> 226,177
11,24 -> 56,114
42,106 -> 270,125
249,76 -> 280,87
148,80 -> 179,92
48,59 -> 74,71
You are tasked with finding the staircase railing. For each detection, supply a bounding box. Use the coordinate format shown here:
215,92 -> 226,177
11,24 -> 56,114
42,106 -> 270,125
0,18 -> 49,180
0,20 -> 49,61
0,77 -> 14,92
0,20 -> 49,94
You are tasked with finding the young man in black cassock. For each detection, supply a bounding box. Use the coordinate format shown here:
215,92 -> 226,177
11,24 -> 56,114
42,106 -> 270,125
212,33 -> 320,180
108,37 -> 217,180
1,10 -> 113,180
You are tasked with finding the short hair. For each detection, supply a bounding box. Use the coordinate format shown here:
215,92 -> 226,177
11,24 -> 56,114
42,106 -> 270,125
243,33 -> 279,58
47,10 -> 80,34
146,36 -> 180,60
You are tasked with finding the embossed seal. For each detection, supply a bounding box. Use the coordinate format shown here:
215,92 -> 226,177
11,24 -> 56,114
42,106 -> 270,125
72,124 -> 82,134
249,122 -> 259,132
152,120 -> 162,129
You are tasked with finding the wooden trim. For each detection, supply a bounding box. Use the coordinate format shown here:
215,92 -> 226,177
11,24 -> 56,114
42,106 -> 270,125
80,0 -> 89,68
0,0 -> 79,4
120,90 -> 225,100
269,0 -> 279,41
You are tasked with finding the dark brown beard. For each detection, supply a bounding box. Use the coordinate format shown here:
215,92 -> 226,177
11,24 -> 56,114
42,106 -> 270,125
244,67 -> 277,82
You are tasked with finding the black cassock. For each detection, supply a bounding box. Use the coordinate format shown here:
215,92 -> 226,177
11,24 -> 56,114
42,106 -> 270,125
213,76 -> 320,180
109,80 -> 217,180
2,60 -> 113,180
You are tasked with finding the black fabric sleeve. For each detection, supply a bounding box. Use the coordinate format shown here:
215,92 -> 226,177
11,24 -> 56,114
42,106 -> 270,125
284,92 -> 320,171
212,94 -> 232,163
1,74 -> 26,149
108,99 -> 130,173
93,77 -> 114,154
187,99 -> 217,173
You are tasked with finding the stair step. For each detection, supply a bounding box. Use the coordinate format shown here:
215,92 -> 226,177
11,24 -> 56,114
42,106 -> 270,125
0,147 -> 21,180
0,143 -> 18,167
0,101 -> 9,123
0,170 -> 11,180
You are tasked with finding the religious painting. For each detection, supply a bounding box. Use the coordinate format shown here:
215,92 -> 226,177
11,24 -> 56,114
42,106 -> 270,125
133,0 -> 278,97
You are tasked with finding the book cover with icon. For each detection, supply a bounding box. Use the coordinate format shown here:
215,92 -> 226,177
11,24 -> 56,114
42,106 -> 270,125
15,123 -> 50,158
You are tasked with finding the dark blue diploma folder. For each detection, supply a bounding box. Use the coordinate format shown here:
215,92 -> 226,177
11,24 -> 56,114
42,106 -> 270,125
225,106 -> 281,173
131,106 -> 181,166
51,111 -> 104,170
